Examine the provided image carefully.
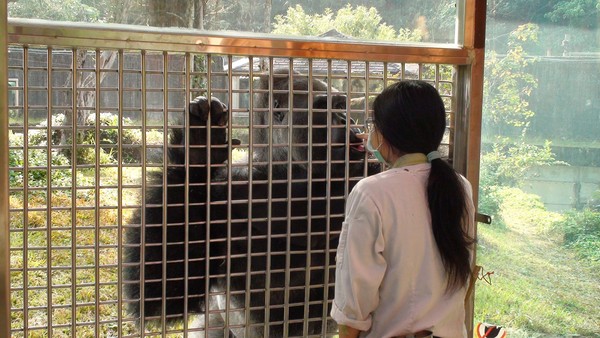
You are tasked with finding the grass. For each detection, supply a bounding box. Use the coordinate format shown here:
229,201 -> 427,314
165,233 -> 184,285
481,135 -> 600,150
474,188 -> 600,337
8,165 -> 600,337
9,167 -> 137,338
9,151 -> 245,337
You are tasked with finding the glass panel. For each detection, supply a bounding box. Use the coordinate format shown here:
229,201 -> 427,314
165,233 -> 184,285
476,1 -> 600,337
7,43 -> 460,336
8,0 -> 460,45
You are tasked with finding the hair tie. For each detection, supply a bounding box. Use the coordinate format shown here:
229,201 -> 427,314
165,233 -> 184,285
426,150 -> 441,162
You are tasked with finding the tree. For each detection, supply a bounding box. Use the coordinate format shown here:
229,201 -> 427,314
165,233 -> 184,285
8,0 -> 103,22
379,0 -> 456,42
487,0 -> 600,54
489,0 -> 599,29
220,0 -> 272,32
479,24 -> 561,219
483,23 -> 540,135
270,0 -> 456,43
545,0 -> 600,29
332,5 -> 397,40
271,5 -> 335,36
272,4 -> 423,42
9,0 -> 120,159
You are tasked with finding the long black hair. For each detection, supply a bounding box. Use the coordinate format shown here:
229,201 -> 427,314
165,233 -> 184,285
372,80 -> 473,292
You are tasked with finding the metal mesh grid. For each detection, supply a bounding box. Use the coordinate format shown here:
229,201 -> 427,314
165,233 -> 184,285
7,45 -> 458,337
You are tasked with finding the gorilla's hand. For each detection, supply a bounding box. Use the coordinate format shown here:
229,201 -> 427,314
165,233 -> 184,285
189,96 -> 227,126
186,96 -> 241,165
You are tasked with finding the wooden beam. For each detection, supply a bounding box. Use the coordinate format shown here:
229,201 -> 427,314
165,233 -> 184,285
462,1 -> 487,337
0,0 -> 12,337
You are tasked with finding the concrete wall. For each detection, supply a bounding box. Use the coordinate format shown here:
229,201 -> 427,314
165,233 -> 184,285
523,165 -> 600,212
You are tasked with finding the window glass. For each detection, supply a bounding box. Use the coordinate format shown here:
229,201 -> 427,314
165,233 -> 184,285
8,79 -> 19,107
8,0 -> 459,45
476,1 -> 600,337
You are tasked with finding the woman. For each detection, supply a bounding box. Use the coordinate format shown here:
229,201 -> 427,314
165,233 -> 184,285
331,80 -> 475,338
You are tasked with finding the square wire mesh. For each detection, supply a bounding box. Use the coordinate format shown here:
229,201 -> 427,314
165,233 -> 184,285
7,46 -> 458,338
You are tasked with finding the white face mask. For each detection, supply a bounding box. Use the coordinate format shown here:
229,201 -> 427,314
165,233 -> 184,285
366,131 -> 387,164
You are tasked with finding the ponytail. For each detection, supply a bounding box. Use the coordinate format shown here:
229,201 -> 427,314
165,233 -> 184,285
373,80 -> 474,291
427,158 -> 473,292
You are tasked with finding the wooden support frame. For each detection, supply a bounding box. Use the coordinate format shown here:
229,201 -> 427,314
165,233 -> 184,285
1,1 -> 11,338
462,1 -> 487,336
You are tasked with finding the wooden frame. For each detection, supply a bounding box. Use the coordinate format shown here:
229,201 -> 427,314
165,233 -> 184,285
0,1 -> 487,336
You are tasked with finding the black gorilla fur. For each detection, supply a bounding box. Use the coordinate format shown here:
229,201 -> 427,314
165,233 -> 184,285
123,72 -> 377,336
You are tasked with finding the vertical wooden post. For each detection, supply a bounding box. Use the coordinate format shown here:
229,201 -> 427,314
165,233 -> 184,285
0,1 -> 12,337
463,1 -> 487,337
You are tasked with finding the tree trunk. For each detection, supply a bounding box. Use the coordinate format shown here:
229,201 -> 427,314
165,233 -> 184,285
263,0 -> 272,32
148,0 -> 197,27
59,50 -> 118,148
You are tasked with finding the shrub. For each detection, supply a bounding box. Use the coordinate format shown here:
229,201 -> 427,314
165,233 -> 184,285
72,112 -> 148,165
555,209 -> 600,262
588,189 -> 600,211
498,187 -> 562,233
8,130 -> 71,188
479,138 -> 560,220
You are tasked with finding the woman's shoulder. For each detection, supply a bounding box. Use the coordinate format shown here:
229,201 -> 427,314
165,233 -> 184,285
355,164 -> 428,193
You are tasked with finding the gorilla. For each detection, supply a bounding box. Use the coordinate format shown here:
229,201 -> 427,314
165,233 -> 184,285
123,70 -> 379,337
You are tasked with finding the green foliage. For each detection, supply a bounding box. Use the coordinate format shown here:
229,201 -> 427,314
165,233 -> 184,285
29,113 -> 67,146
272,4 -> 423,42
588,189 -> 600,211
332,5 -> 397,41
488,0 -> 600,54
554,209 -> 600,262
479,138 -> 559,217
8,112 -> 151,189
475,187 -> 598,336
9,0 -> 103,22
481,138 -> 559,187
483,24 -> 540,134
272,5 -> 334,36
498,187 -> 563,233
8,130 -> 71,188
77,112 -> 149,165
397,27 -> 426,42
491,0 -> 599,28
479,24 -> 563,222
545,0 -> 600,29
270,0 -> 457,42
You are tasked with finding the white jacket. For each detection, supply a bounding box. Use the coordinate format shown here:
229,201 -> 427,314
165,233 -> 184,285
331,162 -> 475,338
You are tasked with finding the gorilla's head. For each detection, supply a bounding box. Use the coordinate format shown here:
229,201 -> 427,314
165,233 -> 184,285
253,70 -> 367,176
